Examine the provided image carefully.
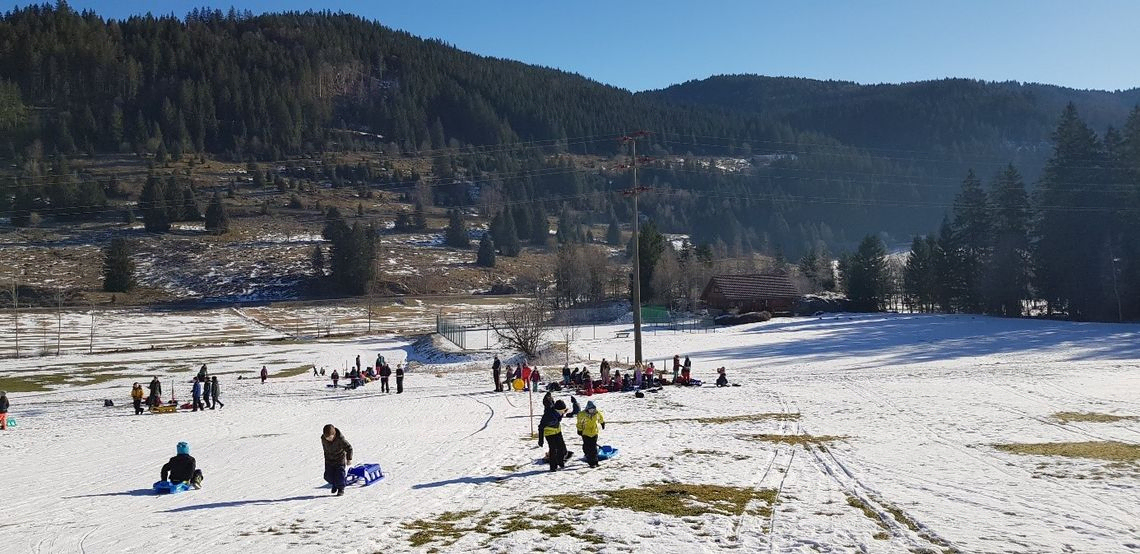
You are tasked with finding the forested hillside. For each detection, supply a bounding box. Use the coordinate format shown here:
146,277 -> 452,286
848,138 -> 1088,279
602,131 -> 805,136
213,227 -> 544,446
1,4 -> 1139,266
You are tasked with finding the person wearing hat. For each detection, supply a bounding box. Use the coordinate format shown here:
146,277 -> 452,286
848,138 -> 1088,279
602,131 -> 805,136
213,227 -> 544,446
576,400 -> 606,468
130,383 -> 145,415
161,442 -> 204,488
321,424 -> 353,496
538,399 -> 569,471
0,390 -> 9,430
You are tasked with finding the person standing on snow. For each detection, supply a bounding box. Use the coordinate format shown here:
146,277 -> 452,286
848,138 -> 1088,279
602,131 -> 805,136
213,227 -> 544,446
538,400 -> 570,472
395,363 -> 405,394
161,442 -> 204,488
576,400 -> 606,468
321,424 -> 353,496
148,376 -> 162,407
210,376 -> 224,408
379,362 -> 392,393
0,391 -> 9,430
191,377 -> 205,412
530,366 -> 542,392
492,355 -> 502,392
131,383 -> 145,415
260,366 -> 268,383
202,376 -> 213,409
331,369 -> 340,388
356,355 -> 361,373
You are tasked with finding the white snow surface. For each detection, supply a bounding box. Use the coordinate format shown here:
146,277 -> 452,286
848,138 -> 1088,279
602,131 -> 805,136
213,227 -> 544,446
1,313 -> 1139,553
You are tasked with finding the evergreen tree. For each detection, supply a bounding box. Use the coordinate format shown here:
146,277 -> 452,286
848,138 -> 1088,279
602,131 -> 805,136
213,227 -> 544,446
844,235 -> 888,312
476,233 -> 496,267
311,244 -> 325,276
204,191 -> 230,235
986,164 -> 1031,316
903,236 -> 937,312
934,216 -> 960,312
634,222 -> 667,301
1034,104 -> 1110,320
606,215 -> 622,246
139,175 -> 171,233
512,205 -> 531,243
413,201 -> 428,230
444,208 -> 470,248
181,187 -> 202,221
951,169 -> 990,312
102,237 -> 134,292
530,204 -> 549,245
500,206 -> 521,257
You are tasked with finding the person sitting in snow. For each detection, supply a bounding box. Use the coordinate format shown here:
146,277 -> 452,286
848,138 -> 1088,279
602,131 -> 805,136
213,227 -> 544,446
161,441 -> 204,488
576,400 -> 606,468
321,424 -> 353,496
715,367 -> 728,387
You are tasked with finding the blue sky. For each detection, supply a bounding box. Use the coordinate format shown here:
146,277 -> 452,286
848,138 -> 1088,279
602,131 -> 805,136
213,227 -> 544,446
35,0 -> 1140,92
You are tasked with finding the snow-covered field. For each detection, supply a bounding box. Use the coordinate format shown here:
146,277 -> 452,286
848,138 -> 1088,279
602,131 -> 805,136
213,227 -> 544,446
2,313 -> 1139,553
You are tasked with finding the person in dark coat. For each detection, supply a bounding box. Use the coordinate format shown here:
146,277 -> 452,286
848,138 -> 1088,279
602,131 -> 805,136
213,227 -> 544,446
379,363 -> 392,393
197,364 -> 209,383
331,370 -> 339,388
161,442 -> 204,488
210,376 -> 224,408
260,366 -> 268,383
355,355 -> 361,373
716,367 -> 728,387
542,391 -> 554,410
492,355 -> 502,392
395,363 -> 405,394
529,366 -> 541,392
321,424 -> 353,496
538,400 -> 569,472
202,377 -> 213,409
561,365 -> 571,385
147,377 -> 162,407
191,377 -> 204,412
0,390 -> 9,430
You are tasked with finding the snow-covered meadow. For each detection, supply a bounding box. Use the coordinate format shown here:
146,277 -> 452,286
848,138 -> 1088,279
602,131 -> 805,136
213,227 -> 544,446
1,313 -> 1139,553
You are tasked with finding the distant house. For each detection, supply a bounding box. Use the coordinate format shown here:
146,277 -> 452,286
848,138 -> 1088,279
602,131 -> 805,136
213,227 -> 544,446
700,273 -> 799,314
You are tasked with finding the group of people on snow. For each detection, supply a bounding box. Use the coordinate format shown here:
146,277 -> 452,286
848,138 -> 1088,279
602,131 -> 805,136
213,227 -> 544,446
331,354 -> 404,393
490,355 -> 542,392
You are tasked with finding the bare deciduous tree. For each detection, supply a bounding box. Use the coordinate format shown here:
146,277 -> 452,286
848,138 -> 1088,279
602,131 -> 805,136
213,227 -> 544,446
490,301 -> 548,358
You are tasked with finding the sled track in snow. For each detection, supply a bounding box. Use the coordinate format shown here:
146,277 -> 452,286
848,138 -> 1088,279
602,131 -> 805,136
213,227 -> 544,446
463,396 -> 495,439
843,376 -> 1137,536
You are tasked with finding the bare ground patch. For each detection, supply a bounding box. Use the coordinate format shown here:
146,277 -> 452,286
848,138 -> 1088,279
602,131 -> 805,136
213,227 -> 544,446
994,441 -> 1140,463
740,433 -> 846,446
1052,411 -> 1137,424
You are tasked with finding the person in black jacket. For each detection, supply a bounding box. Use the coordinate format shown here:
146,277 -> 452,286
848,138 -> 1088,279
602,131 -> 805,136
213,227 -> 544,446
537,397 -> 579,471
395,363 -> 405,394
379,363 -> 392,393
210,376 -> 224,408
161,442 -> 204,488
147,377 -> 162,407
331,370 -> 339,388
492,355 -> 502,392
202,377 -> 213,409
321,424 -> 353,496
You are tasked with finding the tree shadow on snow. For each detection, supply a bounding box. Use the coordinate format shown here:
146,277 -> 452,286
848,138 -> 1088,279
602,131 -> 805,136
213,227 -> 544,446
411,469 -> 547,489
161,495 -> 323,512
66,489 -> 156,499
690,313 -> 1140,367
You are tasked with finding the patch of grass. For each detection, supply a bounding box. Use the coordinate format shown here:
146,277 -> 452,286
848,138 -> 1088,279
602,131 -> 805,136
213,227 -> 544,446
882,503 -> 919,532
741,434 -> 846,446
501,464 -> 519,472
0,370 -> 145,392
695,413 -> 801,424
873,531 -> 890,540
678,449 -> 726,456
1052,411 -> 1137,424
846,495 -> 888,531
404,511 -> 479,548
546,482 -> 776,518
274,364 -> 315,379
994,441 -> 1140,462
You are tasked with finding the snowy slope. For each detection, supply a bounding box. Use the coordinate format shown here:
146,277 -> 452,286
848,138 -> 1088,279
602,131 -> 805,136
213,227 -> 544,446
1,314 -> 1138,553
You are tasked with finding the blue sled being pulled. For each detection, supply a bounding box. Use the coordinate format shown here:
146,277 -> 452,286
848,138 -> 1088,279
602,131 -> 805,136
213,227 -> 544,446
153,480 -> 192,494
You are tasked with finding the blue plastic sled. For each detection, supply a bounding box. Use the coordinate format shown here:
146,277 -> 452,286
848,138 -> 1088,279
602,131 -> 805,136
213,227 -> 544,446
153,480 -> 191,494
597,445 -> 619,460
344,463 -> 384,486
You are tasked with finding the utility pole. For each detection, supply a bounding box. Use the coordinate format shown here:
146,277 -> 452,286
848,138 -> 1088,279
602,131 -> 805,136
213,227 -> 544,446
621,131 -> 650,365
